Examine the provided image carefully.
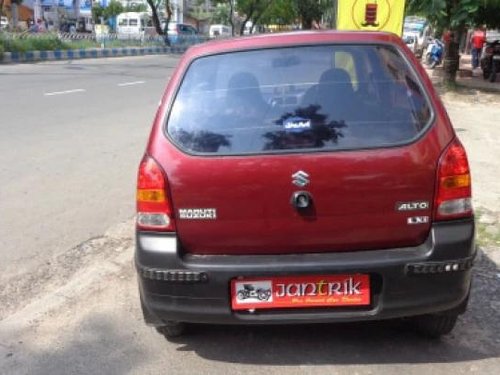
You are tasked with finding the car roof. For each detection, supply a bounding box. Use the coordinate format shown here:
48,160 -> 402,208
184,30 -> 405,59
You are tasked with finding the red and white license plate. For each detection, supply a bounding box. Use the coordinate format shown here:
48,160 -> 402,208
231,274 -> 370,311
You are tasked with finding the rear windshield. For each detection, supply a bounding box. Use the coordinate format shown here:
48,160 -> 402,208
167,45 -> 432,155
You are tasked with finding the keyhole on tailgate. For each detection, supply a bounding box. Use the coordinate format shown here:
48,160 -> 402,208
291,191 -> 312,210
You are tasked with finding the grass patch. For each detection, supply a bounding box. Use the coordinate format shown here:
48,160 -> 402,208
0,33 -> 69,53
0,33 -> 167,54
475,209 -> 500,247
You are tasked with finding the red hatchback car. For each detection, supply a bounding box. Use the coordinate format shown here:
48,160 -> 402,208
135,31 -> 475,338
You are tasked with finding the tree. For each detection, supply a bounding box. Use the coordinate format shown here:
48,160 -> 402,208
256,0 -> 329,30
91,4 -> 105,24
236,0 -> 274,35
294,0 -> 328,29
472,1 -> 500,28
212,2 -> 231,25
146,0 -> 170,38
104,0 -> 123,19
188,3 -> 212,31
125,4 -> 148,13
259,0 -> 296,27
213,0 -> 235,35
406,0 -> 500,86
0,0 -> 5,18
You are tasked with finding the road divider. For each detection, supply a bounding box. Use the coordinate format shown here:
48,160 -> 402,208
0,45 -> 190,64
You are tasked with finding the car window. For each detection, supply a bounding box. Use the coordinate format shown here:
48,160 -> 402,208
118,19 -> 127,26
167,45 -> 432,155
179,25 -> 196,34
129,19 -> 138,27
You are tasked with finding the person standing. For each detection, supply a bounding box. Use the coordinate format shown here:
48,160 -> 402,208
471,27 -> 486,69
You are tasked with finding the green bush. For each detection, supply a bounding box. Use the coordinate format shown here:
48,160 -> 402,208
0,32 -> 168,56
0,34 -> 70,53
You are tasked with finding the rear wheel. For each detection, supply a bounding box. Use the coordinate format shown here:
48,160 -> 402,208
483,69 -> 490,80
489,63 -> 497,83
425,53 -> 432,66
156,321 -> 187,339
413,314 -> 458,338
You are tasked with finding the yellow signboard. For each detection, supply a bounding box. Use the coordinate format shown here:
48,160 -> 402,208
337,0 -> 406,36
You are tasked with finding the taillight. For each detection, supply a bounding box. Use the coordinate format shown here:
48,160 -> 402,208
136,156 -> 175,231
434,139 -> 473,220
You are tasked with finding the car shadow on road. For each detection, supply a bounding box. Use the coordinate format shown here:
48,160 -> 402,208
171,249 -> 500,366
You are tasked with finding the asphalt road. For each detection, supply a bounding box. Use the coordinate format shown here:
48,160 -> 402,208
0,55 -> 177,282
0,56 -> 499,375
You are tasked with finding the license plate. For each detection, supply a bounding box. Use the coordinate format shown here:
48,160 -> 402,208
231,274 -> 370,311
493,55 -> 500,60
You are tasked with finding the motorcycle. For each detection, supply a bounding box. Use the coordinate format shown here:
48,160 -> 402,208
480,40 -> 500,83
425,39 -> 444,69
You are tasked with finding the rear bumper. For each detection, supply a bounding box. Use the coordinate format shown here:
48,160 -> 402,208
135,219 -> 475,326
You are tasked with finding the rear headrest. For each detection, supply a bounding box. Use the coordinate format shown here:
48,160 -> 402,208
228,72 -> 260,90
319,68 -> 353,91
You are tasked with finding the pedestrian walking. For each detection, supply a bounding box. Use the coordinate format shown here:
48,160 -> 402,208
471,27 -> 486,69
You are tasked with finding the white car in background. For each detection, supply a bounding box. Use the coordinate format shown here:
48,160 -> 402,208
404,16 -> 432,57
403,34 -> 418,54
209,24 -> 231,39
1,16 -> 9,30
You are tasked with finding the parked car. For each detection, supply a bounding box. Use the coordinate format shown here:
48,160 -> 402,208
0,16 -> 9,30
135,31 -> 475,339
403,34 -> 417,53
164,22 -> 201,45
403,16 -> 432,57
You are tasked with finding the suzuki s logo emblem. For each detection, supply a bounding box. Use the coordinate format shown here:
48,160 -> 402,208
292,171 -> 310,187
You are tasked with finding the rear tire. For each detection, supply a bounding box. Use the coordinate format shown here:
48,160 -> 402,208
156,321 -> 187,339
489,63 -> 497,83
483,69 -> 490,80
425,53 -> 432,66
413,314 -> 458,338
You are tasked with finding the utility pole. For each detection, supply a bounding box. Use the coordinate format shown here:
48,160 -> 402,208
34,0 -> 42,22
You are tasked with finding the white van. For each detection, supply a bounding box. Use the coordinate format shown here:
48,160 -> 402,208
209,24 -> 231,38
77,16 -> 93,33
117,12 -> 152,38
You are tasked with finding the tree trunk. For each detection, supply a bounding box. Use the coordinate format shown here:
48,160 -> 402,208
164,0 -> 173,45
249,0 -> 273,34
146,0 -> 164,36
12,3 -> 18,29
302,18 -> 313,30
240,14 -> 252,36
442,27 -> 464,87
229,0 -> 234,36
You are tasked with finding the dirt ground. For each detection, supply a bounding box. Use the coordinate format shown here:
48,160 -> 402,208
0,90 -> 499,375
